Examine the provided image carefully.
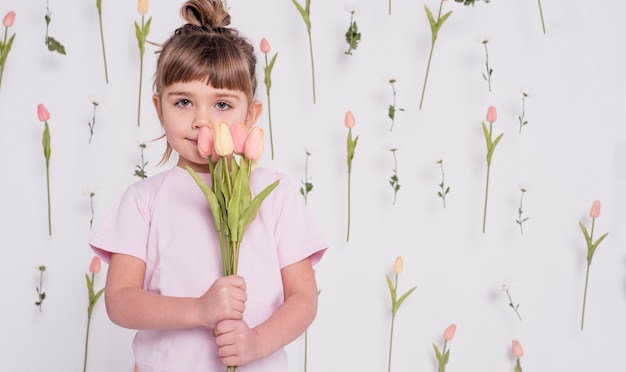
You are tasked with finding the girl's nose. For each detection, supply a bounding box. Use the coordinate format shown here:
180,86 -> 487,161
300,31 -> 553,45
192,107 -> 211,129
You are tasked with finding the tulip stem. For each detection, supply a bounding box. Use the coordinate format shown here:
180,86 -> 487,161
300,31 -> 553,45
580,220 -> 594,330
346,169 -> 351,242
537,0 -> 546,34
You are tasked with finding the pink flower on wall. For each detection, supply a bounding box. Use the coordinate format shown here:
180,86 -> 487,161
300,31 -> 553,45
344,111 -> 358,242
579,200 -> 609,330
260,37 -> 278,159
480,105 -> 503,234
84,256 -> 105,372
37,104 -> 53,235
512,339 -> 524,372
291,0 -> 316,103
134,0 -> 152,126
433,323 -> 457,372
386,256 -> 417,372
0,10 -> 16,93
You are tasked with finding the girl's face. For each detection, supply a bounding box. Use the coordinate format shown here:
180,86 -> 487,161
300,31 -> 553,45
153,80 -> 262,172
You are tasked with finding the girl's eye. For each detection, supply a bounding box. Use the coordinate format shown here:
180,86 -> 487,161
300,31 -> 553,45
215,101 -> 231,110
176,99 -> 192,108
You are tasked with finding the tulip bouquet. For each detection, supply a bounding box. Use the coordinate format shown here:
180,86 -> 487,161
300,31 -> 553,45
433,324 -> 456,372
187,122 -> 279,278
481,105 -> 502,234
0,10 -> 16,93
37,104 -> 53,236
386,256 -> 416,372
84,257 -> 105,372
579,200 -> 608,330
187,123 -> 278,372
134,0 -> 151,126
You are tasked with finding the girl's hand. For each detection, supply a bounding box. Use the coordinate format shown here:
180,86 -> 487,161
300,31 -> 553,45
198,275 -> 247,329
213,319 -> 261,367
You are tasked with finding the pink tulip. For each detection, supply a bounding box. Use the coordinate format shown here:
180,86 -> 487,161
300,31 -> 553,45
512,339 -> 524,358
37,104 -> 50,122
486,105 -> 497,123
589,200 -> 601,219
197,126 -> 214,159
89,256 -> 101,274
230,122 -> 249,155
244,126 -> 264,161
213,121 -> 234,157
3,11 -> 15,28
260,38 -> 271,54
443,323 -> 457,341
345,111 -> 355,129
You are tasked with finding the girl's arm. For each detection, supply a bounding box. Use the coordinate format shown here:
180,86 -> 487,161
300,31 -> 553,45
214,257 -> 318,365
105,253 -> 247,330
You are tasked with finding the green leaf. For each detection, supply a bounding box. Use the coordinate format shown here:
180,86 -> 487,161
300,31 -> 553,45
46,36 -> 66,55
395,286 -> 417,310
386,275 -> 397,310
186,166 -> 223,233
579,221 -> 592,248
237,180 -> 280,242
432,343 -> 442,360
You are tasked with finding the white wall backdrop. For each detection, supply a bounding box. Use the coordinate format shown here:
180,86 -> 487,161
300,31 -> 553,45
1,0 -> 625,371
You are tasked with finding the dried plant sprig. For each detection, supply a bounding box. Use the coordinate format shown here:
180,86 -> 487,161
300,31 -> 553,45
134,0 -> 152,126
419,1 -> 452,110
35,265 -> 47,311
387,145 -> 400,205
134,141 -> 148,179
299,148 -> 314,204
387,78 -> 404,131
386,256 -> 417,372
480,36 -> 493,92
83,188 -> 97,229
87,96 -> 100,144
518,87 -> 532,134
96,0 -> 109,83
580,200 -> 609,330
344,8 -> 361,55
43,0 -> 66,55
260,38 -> 278,159
501,282 -> 522,321
0,11 -> 16,93
292,0 -> 316,103
436,159 -> 450,208
516,187 -> 529,235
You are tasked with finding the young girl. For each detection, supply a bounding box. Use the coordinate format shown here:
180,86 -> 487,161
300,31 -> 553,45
89,0 -> 327,370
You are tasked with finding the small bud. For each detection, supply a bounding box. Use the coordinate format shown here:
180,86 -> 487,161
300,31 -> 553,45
443,323 -> 456,341
37,104 -> 50,122
89,256 -> 101,274
512,339 -> 524,358
392,256 -> 403,274
486,105 -> 497,123
260,38 -> 271,54
589,200 -> 601,219
3,11 -> 15,28
137,0 -> 149,15
344,111 -> 355,129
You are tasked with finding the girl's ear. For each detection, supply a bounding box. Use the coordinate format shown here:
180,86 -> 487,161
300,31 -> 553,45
152,94 -> 164,123
244,100 -> 263,129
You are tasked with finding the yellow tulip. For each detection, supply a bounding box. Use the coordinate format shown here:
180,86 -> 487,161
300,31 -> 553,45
138,0 -> 149,15
213,122 -> 234,157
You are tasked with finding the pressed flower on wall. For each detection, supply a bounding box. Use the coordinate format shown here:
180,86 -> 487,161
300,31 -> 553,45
344,7 -> 361,55
82,187 -> 96,229
518,87 -> 532,134
291,0 -> 316,103
579,200 -> 609,330
43,1 -> 66,55
477,35 -> 493,92
260,37 -> 277,160
0,10 -> 16,93
96,0 -> 109,83
35,265 -> 47,311
386,256 -> 417,372
481,105 -> 502,234
387,144 -> 400,205
345,111 -> 358,242
454,0 -> 491,5
433,323 -> 456,372
387,77 -> 404,131
83,257 -> 105,372
515,186 -> 529,235
419,1 -> 452,110
512,339 -> 524,372
134,0 -> 152,126
299,148 -> 314,205
134,141 -> 149,179
37,104 -> 53,236
87,96 -> 100,144
501,281 -> 522,321
537,0 -> 546,34
436,159 -> 450,208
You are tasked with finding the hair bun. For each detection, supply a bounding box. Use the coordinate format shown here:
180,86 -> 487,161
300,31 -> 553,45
181,0 -> 230,30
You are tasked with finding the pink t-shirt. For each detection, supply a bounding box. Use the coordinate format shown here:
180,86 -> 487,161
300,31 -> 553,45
90,165 -> 327,372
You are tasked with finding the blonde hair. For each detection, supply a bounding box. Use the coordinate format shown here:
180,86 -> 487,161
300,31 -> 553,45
154,0 -> 258,165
